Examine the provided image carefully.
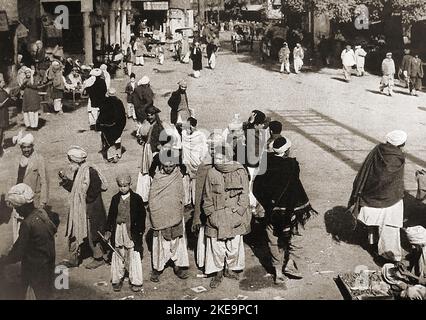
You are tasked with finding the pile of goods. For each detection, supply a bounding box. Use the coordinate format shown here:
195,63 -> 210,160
338,270 -> 393,300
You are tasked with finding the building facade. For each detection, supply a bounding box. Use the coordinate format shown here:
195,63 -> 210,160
5,0 -> 194,66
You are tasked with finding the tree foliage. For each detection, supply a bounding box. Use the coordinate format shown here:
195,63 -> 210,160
281,0 -> 426,24
224,0 -> 248,20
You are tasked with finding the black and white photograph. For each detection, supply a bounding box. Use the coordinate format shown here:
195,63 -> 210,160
0,0 -> 426,305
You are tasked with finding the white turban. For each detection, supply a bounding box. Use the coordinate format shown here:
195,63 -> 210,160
67,146 -> 88,164
386,130 -> 407,147
406,226 -> 426,245
138,76 -> 150,86
90,68 -> 102,77
272,137 -> 292,156
7,183 -> 34,207
107,88 -> 117,97
13,131 -> 34,146
100,64 -> 108,71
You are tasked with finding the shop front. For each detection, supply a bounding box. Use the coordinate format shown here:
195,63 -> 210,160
132,0 -> 169,34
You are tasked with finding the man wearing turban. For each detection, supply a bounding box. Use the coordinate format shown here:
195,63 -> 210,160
59,146 -> 108,269
254,137 -> 317,284
11,132 -> 49,243
348,130 -> 408,262
0,184 -> 59,300
97,88 -> 126,163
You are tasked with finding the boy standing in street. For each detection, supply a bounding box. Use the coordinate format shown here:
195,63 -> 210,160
105,173 -> 146,293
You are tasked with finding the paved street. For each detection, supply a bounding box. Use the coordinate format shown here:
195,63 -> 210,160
1,34 -> 426,300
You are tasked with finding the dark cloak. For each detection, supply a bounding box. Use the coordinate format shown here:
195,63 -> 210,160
348,143 -> 405,219
85,77 -> 107,109
253,154 -> 316,231
97,96 -> 127,147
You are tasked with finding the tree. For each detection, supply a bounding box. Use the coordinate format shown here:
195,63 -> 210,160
224,0 -> 248,20
281,0 -> 426,24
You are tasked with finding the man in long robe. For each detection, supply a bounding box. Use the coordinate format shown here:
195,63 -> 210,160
148,149 -> 189,282
254,137 -> 317,284
182,117 -> 207,206
97,88 -> 126,163
348,130 -> 407,262
168,80 -> 193,128
135,105 -> 181,203
12,133 -> 49,243
132,76 -> 154,125
60,146 -> 108,269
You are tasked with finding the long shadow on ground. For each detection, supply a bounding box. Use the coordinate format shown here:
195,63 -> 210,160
324,192 -> 426,268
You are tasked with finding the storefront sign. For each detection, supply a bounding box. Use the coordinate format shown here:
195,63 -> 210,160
143,2 -> 169,10
0,10 -> 9,32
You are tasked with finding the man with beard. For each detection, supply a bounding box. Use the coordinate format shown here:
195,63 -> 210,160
97,88 -> 126,163
84,68 -> 107,130
201,143 -> 251,288
149,148 -> 189,282
0,184 -> 59,299
348,130 -> 407,262
135,105 -> 181,203
12,133 -> 49,243
132,76 -> 154,125
59,146 -> 109,269
254,137 -> 317,284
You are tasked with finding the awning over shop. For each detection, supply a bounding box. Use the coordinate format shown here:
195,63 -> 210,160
242,5 -> 263,11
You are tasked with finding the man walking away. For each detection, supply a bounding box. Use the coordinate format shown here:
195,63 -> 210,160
348,130 -> 407,263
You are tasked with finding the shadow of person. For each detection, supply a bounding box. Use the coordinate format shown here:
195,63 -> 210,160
244,218 -> 275,275
403,192 -> 426,228
324,205 -> 365,245
0,194 -> 13,226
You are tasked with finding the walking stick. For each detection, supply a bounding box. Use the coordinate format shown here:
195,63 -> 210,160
97,231 -> 126,263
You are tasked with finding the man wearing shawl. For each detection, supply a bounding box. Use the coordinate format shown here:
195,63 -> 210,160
348,130 -> 407,262
11,133 -> 49,242
182,117 -> 207,206
21,67 -> 43,130
83,68 -> 107,130
59,146 -> 108,269
0,184 -> 59,300
168,80 -> 193,127
202,143 -> 251,288
254,137 -> 317,284
136,105 -> 181,203
45,60 -> 65,114
97,88 -> 126,163
148,149 -> 189,282
132,76 -> 154,125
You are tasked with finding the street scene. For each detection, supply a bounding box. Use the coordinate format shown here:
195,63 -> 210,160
0,0 -> 426,301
